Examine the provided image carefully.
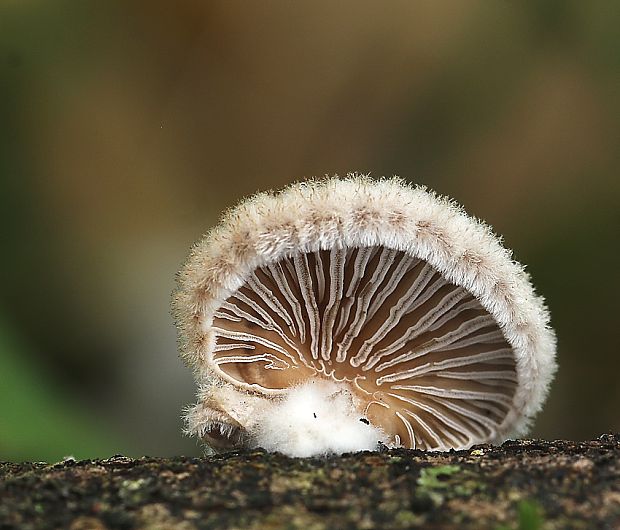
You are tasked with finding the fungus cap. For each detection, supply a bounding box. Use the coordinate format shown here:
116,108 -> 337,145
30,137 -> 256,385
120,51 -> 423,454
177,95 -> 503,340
174,175 -> 557,456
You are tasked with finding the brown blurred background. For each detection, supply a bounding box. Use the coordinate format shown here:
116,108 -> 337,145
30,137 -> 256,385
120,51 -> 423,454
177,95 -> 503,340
0,1 -> 618,461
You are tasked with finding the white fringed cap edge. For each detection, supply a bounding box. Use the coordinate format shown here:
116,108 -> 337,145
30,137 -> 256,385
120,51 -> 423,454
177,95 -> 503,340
173,174 -> 557,442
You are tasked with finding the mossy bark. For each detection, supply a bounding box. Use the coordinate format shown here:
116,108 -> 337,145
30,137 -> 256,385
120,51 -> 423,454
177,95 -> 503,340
1,434 -> 619,529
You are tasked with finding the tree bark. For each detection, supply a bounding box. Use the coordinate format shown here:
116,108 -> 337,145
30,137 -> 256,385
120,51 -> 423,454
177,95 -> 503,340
1,434 -> 619,529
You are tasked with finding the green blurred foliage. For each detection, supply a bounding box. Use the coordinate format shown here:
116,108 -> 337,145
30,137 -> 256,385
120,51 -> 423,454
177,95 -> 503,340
0,0 -> 618,461
0,317 -> 121,461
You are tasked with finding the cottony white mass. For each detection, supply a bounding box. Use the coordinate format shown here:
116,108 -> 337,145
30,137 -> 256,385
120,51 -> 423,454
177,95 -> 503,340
174,174 -> 557,457
251,380 -> 385,457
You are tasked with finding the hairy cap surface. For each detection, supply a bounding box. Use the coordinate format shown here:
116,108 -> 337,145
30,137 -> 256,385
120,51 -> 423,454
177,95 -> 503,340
174,175 -> 557,455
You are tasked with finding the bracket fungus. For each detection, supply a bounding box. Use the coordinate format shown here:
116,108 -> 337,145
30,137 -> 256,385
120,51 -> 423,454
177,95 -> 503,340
174,175 -> 557,457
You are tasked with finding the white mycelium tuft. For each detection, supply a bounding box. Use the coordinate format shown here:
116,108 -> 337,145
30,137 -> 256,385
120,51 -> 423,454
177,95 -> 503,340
250,380 -> 385,457
174,174 -> 557,456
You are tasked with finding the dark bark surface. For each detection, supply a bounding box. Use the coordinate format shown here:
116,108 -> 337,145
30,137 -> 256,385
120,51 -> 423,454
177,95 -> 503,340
1,434 -> 619,530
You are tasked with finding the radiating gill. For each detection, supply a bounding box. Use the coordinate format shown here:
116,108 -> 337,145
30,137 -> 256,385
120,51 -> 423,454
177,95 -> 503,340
211,246 -> 517,450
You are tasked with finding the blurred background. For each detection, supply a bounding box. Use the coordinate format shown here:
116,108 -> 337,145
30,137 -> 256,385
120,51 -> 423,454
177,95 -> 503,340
0,1 -> 618,462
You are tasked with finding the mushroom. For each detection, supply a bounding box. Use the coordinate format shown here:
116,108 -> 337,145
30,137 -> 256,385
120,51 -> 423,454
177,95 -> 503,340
174,175 -> 557,456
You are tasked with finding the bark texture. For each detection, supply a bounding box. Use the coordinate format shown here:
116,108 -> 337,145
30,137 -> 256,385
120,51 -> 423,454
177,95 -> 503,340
1,434 -> 619,530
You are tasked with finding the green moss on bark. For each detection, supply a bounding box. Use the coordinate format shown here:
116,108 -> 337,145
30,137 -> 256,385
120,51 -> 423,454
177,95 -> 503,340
1,435 -> 619,529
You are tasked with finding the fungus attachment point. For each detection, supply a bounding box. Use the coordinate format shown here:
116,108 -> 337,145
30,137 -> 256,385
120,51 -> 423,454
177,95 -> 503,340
174,175 -> 557,457
250,380 -> 384,457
